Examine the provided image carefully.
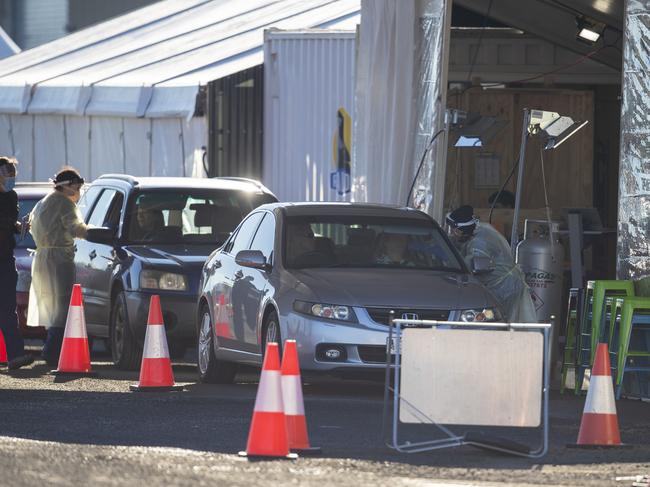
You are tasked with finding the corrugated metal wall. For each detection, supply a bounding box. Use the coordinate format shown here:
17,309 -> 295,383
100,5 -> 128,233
208,66 -> 264,179
263,31 -> 356,202
14,0 -> 68,49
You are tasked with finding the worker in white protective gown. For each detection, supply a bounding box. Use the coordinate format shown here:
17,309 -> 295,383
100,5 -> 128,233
446,205 -> 537,323
27,168 -> 88,365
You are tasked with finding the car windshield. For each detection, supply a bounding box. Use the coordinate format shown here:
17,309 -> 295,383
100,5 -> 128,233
126,190 -> 275,245
15,197 -> 40,249
284,215 -> 464,271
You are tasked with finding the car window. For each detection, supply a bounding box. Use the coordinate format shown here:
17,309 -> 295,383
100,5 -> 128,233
250,213 -> 275,262
87,189 -> 117,228
125,189 -> 263,245
105,192 -> 124,232
228,212 -> 264,256
78,186 -> 103,221
14,197 -> 40,249
283,215 -> 464,271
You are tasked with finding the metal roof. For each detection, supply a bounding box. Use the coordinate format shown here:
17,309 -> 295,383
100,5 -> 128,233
274,202 -> 432,219
0,0 -> 360,118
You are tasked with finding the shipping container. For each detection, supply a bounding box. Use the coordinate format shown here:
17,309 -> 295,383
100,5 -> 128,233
263,29 -> 356,202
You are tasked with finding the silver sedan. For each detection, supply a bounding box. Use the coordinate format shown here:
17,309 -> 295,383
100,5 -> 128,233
196,203 -> 502,383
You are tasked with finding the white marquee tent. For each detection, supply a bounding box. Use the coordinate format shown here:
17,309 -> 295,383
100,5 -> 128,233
0,0 -> 359,182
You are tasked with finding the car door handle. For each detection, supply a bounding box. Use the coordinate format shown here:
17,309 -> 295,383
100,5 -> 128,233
213,260 -> 221,269
89,250 -> 97,260
234,270 -> 244,279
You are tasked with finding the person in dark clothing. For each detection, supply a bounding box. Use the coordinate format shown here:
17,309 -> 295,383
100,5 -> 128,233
0,156 -> 34,370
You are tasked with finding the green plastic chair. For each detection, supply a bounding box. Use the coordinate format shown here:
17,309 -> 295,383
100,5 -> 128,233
576,280 -> 634,394
590,280 -> 634,358
560,288 -> 579,394
609,297 -> 650,399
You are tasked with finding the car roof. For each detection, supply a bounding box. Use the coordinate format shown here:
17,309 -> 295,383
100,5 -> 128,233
260,202 -> 433,221
96,175 -> 274,194
14,183 -> 51,199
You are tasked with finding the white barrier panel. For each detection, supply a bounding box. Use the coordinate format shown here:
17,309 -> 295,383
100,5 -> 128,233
400,328 -> 543,427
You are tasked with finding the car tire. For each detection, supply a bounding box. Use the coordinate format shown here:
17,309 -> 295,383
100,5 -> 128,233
197,303 -> 237,384
110,291 -> 142,371
262,310 -> 282,357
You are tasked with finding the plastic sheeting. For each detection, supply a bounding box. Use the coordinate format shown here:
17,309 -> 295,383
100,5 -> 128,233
617,1 -> 650,280
352,0 -> 451,221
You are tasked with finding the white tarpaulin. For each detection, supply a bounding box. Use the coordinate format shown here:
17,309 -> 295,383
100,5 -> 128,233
0,112 -> 207,181
352,0 -> 451,221
0,0 -> 359,182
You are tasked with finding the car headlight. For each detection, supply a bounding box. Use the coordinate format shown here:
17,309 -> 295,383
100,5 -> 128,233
140,270 -> 188,291
459,307 -> 502,323
293,300 -> 357,322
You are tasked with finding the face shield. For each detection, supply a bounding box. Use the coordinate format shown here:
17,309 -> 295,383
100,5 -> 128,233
445,212 -> 477,244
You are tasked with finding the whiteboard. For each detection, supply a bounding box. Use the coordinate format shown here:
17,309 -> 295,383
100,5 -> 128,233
400,328 -> 543,427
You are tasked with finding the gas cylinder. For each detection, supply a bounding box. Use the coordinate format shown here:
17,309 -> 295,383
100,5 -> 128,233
516,220 -> 564,323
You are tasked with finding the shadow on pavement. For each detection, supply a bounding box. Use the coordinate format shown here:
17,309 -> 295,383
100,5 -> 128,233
1,382 -> 649,469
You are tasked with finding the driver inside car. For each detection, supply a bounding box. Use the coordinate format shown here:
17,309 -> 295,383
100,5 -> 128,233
286,223 -> 316,265
374,233 -> 415,266
135,207 -> 164,241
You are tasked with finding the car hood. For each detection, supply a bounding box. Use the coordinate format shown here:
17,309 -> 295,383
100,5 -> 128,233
124,244 -> 211,269
14,248 -> 33,272
289,268 -> 495,310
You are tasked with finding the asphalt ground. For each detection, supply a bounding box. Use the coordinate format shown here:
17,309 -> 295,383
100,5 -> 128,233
1,347 -> 649,487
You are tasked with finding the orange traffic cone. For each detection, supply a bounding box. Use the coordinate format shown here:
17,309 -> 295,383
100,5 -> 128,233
0,330 -> 7,365
572,343 -> 625,447
130,295 -> 184,392
281,340 -> 320,454
52,284 -> 96,376
239,342 -> 297,459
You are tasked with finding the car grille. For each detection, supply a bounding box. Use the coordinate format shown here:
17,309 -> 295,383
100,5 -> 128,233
358,345 -> 393,364
365,307 -> 450,326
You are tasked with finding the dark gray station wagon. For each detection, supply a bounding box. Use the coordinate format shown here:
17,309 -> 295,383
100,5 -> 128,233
75,175 -> 276,369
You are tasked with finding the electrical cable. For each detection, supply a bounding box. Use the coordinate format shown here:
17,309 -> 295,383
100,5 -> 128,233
466,0 -> 494,83
539,143 -> 557,262
456,42 -> 620,100
488,148 -> 521,224
405,128 -> 446,208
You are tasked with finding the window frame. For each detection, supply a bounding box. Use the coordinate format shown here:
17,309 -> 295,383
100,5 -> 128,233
86,189 -> 119,229
249,211 -> 276,265
224,212 -> 265,257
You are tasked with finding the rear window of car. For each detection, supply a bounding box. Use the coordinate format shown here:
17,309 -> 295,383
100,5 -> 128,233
125,189 -> 274,245
283,215 -> 464,271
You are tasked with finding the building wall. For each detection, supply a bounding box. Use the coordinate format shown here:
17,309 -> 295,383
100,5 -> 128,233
445,87 -> 594,212
0,0 -> 159,49
11,0 -> 68,50
67,0 -> 158,32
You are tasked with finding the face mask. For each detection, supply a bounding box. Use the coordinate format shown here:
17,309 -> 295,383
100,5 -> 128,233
2,177 -> 15,192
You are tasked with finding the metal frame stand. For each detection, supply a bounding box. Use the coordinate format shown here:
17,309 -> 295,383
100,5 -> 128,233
382,312 -> 551,458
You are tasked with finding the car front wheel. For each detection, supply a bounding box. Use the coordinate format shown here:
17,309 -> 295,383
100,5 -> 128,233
262,310 -> 282,357
110,291 -> 142,371
197,303 -> 236,384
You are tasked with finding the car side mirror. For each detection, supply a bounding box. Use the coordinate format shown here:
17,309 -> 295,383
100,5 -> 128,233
471,256 -> 495,275
86,227 -> 115,245
236,250 -> 269,270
